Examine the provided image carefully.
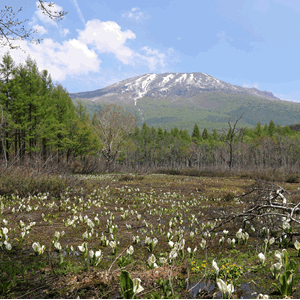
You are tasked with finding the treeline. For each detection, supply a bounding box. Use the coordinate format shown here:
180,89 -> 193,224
0,53 -> 99,167
121,120 -> 300,172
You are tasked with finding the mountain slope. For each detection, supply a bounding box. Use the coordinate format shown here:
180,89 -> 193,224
69,72 -> 300,134
70,72 -> 279,104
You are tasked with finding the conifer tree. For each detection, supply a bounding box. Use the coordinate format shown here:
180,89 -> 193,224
212,128 -> 219,140
180,129 -> 191,142
202,127 -> 209,140
0,52 -> 17,161
191,123 -> 201,140
157,127 -> 163,139
172,127 -> 180,137
268,120 -> 276,137
254,122 -> 263,137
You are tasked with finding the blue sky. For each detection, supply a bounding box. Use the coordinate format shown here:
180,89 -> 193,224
1,0 -> 300,102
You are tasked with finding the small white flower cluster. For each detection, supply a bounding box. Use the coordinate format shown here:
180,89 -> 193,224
88,249 -> 102,266
126,245 -> 134,255
100,233 -> 109,247
82,230 -> 93,240
216,278 -> 234,297
0,227 -> 11,250
200,238 -> 206,250
227,238 -> 236,248
145,236 -> 158,252
19,220 -> 36,241
168,238 -> 185,261
187,246 -> 197,258
132,235 -> 140,244
257,294 -> 269,299
52,231 -> 64,252
94,214 -> 100,227
109,240 -> 119,254
147,254 -> 158,268
32,242 -> 45,255
282,219 -> 291,232
258,253 -> 265,265
261,227 -> 270,237
107,219 -> 118,234
236,228 -> 249,244
85,218 -> 95,229
264,237 -> 275,250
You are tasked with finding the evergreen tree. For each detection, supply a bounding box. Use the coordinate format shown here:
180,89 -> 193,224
202,127 -> 209,140
191,123 -> 201,140
157,127 -> 164,139
254,122 -> 263,137
180,129 -> 191,142
212,128 -> 219,140
0,52 -> 17,161
268,120 -> 276,137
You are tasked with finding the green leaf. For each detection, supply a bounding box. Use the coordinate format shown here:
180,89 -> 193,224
120,270 -> 134,299
286,259 -> 297,273
272,282 -> 282,294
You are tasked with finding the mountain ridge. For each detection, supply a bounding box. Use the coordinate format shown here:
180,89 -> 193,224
69,72 -> 280,104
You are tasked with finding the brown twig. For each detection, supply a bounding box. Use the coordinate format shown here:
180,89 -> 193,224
108,241 -> 133,273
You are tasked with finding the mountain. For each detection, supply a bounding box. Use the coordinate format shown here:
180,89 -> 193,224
69,72 -> 300,134
70,72 -> 279,103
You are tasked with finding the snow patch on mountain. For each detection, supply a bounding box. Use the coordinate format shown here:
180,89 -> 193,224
69,72 -> 280,103
160,74 -> 175,86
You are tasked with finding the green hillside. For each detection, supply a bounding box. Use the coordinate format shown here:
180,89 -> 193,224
73,92 -> 300,134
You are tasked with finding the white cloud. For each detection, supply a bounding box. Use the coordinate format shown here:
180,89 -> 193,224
139,46 -> 166,70
274,91 -> 300,102
0,15 -> 173,85
122,7 -> 149,22
60,28 -> 70,37
32,24 -> 48,35
77,20 -> 136,64
0,38 -> 101,81
33,2 -> 70,37
70,0 -> 86,26
77,19 -> 170,70
243,82 -> 259,88
217,31 -> 233,43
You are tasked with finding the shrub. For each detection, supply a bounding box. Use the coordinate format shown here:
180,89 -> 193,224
285,174 -> 299,183
0,167 -> 74,198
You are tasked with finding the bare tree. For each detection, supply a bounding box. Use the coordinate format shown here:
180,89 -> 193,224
92,104 -> 137,170
0,2 -> 68,50
220,114 -> 243,169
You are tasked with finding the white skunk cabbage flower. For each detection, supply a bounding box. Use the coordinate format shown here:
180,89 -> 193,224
258,253 -> 265,265
133,278 -> 144,295
294,240 -> 300,251
212,260 -> 219,275
32,242 -> 45,255
127,245 -> 134,255
216,278 -> 234,297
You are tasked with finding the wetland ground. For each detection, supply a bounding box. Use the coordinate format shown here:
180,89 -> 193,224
1,172 -> 300,298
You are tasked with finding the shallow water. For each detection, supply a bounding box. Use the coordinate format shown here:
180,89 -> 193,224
188,281 -> 218,298
188,281 -> 257,299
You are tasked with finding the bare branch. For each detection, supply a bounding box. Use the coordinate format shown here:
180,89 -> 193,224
37,1 -> 68,21
213,181 -> 300,242
0,2 -> 68,50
